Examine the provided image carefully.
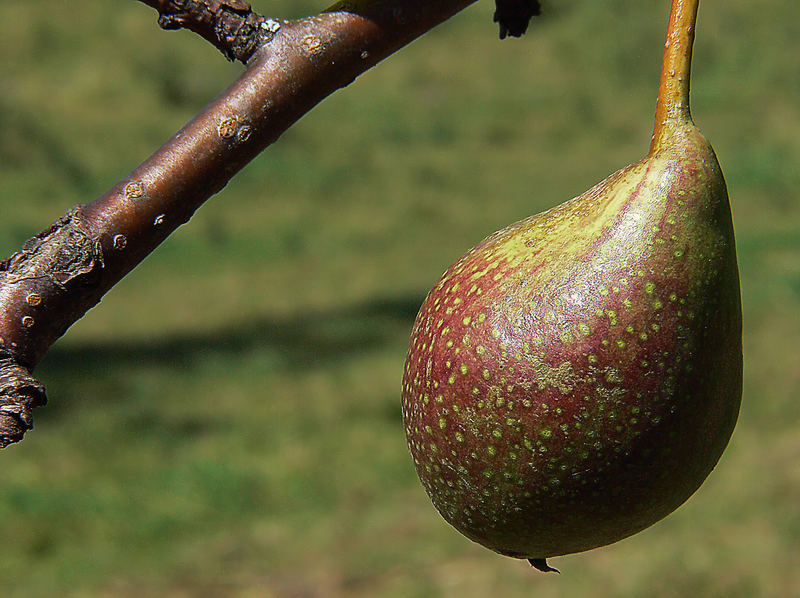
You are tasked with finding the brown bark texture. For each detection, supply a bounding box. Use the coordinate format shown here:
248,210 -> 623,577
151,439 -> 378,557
0,0 -> 482,448
140,0 -> 269,63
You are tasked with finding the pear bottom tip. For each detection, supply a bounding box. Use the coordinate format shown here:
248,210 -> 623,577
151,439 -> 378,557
528,558 -> 560,573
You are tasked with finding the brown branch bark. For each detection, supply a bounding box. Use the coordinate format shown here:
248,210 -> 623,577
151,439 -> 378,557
139,0 -> 271,63
0,0 -> 479,448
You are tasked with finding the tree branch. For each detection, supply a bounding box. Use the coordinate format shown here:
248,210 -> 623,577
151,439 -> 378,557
138,0 -> 272,63
0,0 -> 478,447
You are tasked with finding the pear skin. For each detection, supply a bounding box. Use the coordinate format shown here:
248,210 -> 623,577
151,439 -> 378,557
401,0 -> 741,564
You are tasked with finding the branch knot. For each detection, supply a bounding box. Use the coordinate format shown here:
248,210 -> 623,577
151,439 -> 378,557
155,0 -> 268,63
0,347 -> 47,448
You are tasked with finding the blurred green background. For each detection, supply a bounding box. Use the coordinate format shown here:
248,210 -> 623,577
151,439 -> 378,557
1,0 -> 798,596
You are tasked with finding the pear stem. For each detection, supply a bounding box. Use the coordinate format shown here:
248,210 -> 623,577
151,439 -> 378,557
650,0 -> 699,153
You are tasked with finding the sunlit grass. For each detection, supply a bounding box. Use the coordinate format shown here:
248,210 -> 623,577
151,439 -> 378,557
1,0 -> 798,596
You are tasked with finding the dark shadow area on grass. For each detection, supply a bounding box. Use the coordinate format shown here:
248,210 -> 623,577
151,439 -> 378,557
38,293 -> 425,376
31,293 -> 426,440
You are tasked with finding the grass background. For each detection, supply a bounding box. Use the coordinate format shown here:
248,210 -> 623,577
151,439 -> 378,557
1,0 -> 798,596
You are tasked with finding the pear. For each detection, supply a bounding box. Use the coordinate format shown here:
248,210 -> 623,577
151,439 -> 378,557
401,0 -> 741,568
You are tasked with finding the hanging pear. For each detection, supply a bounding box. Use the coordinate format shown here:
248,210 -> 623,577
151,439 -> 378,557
402,0 -> 741,570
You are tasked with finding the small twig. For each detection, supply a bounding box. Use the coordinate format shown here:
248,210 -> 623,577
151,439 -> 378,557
494,0 -> 541,39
